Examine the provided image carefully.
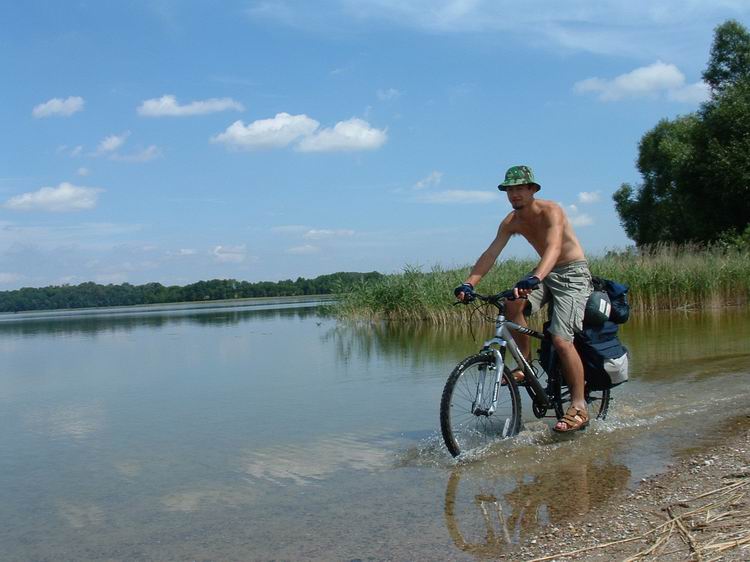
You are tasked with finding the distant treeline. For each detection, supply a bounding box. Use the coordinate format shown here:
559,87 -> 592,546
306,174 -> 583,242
0,272 -> 383,312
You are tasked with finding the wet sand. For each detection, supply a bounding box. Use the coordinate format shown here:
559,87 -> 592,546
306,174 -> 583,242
508,413 -> 750,561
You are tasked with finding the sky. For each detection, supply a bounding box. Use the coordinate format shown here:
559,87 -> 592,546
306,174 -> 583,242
1,1 -> 749,289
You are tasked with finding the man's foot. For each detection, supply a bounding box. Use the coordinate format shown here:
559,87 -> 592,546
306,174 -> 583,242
553,406 -> 589,433
502,370 -> 526,386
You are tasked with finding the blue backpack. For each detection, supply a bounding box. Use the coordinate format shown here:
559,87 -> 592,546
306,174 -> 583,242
574,321 -> 629,391
592,276 -> 630,324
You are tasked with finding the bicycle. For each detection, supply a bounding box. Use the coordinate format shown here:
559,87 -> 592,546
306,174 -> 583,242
440,289 -> 611,457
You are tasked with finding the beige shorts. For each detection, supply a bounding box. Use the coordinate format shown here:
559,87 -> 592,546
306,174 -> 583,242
525,260 -> 592,342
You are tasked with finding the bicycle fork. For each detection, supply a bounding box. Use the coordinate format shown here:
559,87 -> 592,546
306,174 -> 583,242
471,347 -> 509,417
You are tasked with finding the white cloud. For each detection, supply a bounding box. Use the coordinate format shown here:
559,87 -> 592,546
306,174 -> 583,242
413,171 -> 443,190
87,133 -> 161,163
668,81 -> 711,104
213,245 -> 247,263
137,94 -> 245,117
95,273 -> 129,285
4,182 -> 103,212
32,96 -> 85,118
0,272 -> 22,285
297,118 -> 387,152
212,114 -> 387,153
286,244 -> 319,255
111,146 -> 162,163
417,190 -> 500,204
77,167 -> 90,177
248,1 -> 750,59
177,248 -> 197,256
566,204 -> 593,227
271,225 -> 308,234
211,113 -> 320,150
574,61 -> 709,103
246,1 -> 300,27
578,191 -> 601,204
377,88 -> 401,101
57,145 -> 83,157
97,132 -> 130,154
273,226 -> 355,240
302,229 -> 355,240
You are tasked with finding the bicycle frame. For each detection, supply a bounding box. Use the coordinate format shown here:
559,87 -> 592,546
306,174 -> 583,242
479,307 -> 553,412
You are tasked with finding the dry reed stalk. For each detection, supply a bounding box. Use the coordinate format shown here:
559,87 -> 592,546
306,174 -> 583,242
668,506 -> 700,560
622,522 -> 675,561
524,476 -> 748,562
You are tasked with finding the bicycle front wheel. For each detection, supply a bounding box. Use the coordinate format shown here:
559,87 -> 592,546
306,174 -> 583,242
440,354 -> 522,457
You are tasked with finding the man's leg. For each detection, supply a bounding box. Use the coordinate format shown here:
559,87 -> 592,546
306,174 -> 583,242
505,283 -> 547,380
552,335 -> 587,430
544,262 -> 592,431
505,299 -> 530,360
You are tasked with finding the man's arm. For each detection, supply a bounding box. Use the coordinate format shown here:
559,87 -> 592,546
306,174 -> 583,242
464,215 -> 513,288
531,204 -> 564,280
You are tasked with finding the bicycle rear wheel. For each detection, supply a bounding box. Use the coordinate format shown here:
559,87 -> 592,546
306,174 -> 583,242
552,373 -> 611,421
440,354 -> 522,457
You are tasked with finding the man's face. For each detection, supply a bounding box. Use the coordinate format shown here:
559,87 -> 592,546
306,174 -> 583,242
505,184 -> 535,209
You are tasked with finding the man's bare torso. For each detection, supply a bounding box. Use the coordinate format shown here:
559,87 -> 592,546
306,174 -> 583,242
505,199 -> 586,266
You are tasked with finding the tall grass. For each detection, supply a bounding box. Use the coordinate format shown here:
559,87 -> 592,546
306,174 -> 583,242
335,245 -> 750,322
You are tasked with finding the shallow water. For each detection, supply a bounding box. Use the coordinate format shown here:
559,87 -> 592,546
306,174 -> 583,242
0,303 -> 748,560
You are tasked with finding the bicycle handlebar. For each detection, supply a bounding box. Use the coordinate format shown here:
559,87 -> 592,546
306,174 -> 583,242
454,288 -> 523,307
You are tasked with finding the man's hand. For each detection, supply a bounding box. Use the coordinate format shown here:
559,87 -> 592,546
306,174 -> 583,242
453,282 -> 476,302
513,275 -> 540,298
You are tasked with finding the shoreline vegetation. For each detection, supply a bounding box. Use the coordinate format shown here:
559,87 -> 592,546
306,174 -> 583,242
3,245 -> 749,318
0,271 -> 380,313
335,245 -> 750,322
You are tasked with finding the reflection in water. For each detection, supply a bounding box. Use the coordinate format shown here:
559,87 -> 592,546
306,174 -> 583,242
0,304 -> 324,337
444,452 -> 630,556
24,402 -> 106,440
618,308 -> 750,381
240,434 -> 393,487
161,485 -> 258,513
326,320 -> 487,365
57,502 -> 106,529
330,309 -> 750,384
113,460 -> 143,479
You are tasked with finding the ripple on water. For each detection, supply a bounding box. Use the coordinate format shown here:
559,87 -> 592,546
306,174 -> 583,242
402,366 -> 749,474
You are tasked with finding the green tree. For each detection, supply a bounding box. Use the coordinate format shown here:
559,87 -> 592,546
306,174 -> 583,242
614,20 -> 750,245
703,20 -> 750,93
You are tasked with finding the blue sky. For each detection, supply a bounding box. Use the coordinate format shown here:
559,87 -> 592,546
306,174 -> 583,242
1,1 -> 748,289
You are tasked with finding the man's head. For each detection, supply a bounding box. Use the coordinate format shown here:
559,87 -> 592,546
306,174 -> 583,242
499,165 -> 540,209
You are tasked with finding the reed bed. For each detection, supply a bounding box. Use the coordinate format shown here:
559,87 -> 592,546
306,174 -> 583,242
335,245 -> 750,322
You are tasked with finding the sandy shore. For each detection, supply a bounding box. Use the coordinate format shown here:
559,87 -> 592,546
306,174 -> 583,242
502,414 -> 750,562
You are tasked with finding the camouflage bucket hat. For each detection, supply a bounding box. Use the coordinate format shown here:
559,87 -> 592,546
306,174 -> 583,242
498,165 -> 541,192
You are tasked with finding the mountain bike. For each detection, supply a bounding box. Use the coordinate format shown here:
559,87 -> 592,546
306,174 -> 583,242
440,289 -> 610,457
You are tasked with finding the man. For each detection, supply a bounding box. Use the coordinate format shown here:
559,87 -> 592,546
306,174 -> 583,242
454,165 -> 592,432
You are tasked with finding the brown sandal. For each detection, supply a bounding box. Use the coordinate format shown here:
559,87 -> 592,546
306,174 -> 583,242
553,406 -> 589,433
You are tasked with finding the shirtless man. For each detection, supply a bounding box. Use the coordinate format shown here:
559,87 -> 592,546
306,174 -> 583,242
454,165 -> 592,432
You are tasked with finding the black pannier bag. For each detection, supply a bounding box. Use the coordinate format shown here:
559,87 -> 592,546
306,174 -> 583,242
574,321 -> 629,391
592,276 -> 630,324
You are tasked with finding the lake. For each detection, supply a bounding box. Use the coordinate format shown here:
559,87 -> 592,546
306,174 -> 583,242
1,301 -> 749,560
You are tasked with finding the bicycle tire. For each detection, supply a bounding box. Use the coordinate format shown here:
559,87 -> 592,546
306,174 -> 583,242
440,354 -> 522,457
